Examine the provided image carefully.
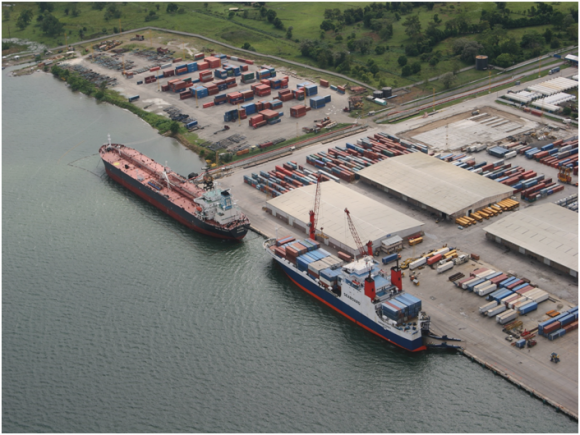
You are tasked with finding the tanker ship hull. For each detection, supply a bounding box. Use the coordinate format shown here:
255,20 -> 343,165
103,160 -> 249,241
273,257 -> 427,352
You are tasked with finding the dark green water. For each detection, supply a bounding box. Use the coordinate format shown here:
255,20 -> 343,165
2,67 -> 577,433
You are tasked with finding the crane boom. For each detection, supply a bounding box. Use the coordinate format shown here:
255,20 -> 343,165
309,174 -> 322,240
344,208 -> 372,258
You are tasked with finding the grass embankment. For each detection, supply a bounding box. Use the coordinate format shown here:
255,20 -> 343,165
49,63 -> 203,146
3,2 -> 576,90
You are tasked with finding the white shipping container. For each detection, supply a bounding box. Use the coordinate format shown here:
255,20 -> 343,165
523,289 -> 544,299
530,292 -> 549,304
479,300 -> 498,313
474,280 -> 491,292
487,304 -> 507,317
476,270 -> 496,279
477,284 -> 498,296
502,294 -> 521,306
433,247 -> 450,257
496,309 -> 518,324
437,262 -> 454,274
505,151 -> 517,159
409,257 -> 427,270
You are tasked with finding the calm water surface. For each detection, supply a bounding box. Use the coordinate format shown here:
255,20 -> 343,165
2,66 -> 577,433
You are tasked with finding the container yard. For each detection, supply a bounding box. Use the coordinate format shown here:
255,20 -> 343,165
55,32 -> 578,419
64,40 -> 353,150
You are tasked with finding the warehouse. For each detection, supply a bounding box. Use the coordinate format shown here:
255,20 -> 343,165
483,203 -> 578,277
265,181 -> 424,257
358,152 -> 513,220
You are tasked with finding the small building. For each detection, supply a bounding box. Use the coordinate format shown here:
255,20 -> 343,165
483,203 -> 578,277
265,181 -> 424,257
475,55 -> 488,70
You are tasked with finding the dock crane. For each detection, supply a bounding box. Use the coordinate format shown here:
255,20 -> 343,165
344,208 -> 373,258
308,174 -> 322,241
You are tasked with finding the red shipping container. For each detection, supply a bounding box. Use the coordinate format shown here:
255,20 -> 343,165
197,61 -> 209,71
320,79 -> 329,87
241,64 -> 249,72
173,58 -> 182,63
150,66 -> 160,72
202,102 -> 214,108
180,91 -> 193,100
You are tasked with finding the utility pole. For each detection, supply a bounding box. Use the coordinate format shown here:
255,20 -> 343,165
432,88 -> 435,111
538,56 -> 541,78
488,69 -> 491,93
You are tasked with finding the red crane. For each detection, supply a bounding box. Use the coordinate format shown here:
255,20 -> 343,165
308,174 -> 322,240
344,208 -> 373,258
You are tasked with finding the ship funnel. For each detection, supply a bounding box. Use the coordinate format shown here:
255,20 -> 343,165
364,275 -> 376,300
390,264 -> 402,291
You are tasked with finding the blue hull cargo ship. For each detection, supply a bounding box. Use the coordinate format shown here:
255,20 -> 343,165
264,236 -> 430,352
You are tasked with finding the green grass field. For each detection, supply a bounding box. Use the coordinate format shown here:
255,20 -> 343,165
3,2 -> 576,90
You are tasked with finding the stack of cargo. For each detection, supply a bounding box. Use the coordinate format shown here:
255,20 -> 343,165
193,86 -> 209,99
310,95 -> 331,109
243,162 -> 333,195
214,94 -> 227,106
204,83 -> 219,96
197,60 -> 209,71
253,84 -> 271,97
204,56 -> 221,69
175,65 -> 188,76
297,82 -> 318,97
278,89 -> 294,102
199,70 -> 213,83
170,80 -> 188,92
292,89 -> 306,101
305,141 -> 387,182
241,89 -> 254,102
224,109 -> 239,122
194,53 -> 205,61
144,75 -> 157,84
249,114 -> 266,129
187,62 -> 198,73
162,69 -> 175,78
180,89 -> 193,100
336,85 -> 346,94
227,92 -> 244,105
538,307 -> 578,340
241,71 -> 256,84
290,105 -> 308,118
320,79 -> 329,88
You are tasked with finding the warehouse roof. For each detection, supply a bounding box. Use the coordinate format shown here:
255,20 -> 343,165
266,181 -> 423,252
483,203 -> 578,273
358,153 -> 513,216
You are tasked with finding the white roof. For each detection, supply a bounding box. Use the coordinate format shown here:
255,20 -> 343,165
565,54 -> 578,62
358,153 -> 513,216
266,181 -> 423,252
483,203 -> 578,273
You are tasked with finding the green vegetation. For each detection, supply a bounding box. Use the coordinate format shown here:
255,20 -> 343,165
2,2 -> 577,89
50,64 -> 185,136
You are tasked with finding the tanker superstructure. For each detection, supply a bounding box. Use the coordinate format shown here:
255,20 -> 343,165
264,237 -> 430,352
99,138 -> 250,240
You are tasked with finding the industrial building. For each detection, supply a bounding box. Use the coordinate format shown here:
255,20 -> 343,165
265,181 -> 424,257
358,152 -> 514,220
483,203 -> 578,277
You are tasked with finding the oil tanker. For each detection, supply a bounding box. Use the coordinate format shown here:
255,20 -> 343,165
264,236 -> 431,351
99,137 -> 250,240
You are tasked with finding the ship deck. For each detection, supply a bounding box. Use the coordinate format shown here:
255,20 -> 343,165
101,145 -> 203,215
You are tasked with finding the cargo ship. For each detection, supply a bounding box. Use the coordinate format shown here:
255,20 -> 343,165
99,137 -> 250,240
264,236 -> 430,352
